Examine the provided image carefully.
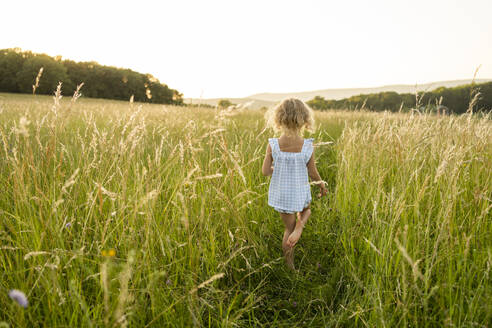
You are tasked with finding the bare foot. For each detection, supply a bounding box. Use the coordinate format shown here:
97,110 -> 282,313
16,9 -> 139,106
287,209 -> 311,247
287,226 -> 303,248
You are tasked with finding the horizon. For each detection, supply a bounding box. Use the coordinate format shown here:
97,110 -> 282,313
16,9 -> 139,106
2,0 -> 492,99
195,78 -> 492,99
2,46 -> 490,100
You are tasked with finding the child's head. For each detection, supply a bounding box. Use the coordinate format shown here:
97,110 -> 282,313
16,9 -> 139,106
266,98 -> 315,135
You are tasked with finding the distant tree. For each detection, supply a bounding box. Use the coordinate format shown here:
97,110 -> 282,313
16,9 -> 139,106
307,96 -> 328,110
124,70 -> 146,102
172,90 -> 184,105
1,48 -> 183,105
306,82 -> 492,114
400,93 -> 415,109
218,99 -> 234,108
16,54 -> 70,94
0,48 -> 30,93
63,60 -> 97,96
379,92 -> 401,111
477,82 -> 492,112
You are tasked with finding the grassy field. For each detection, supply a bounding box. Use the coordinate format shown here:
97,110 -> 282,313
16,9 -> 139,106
0,92 -> 491,327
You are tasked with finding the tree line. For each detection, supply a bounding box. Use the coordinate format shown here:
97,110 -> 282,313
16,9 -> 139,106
307,82 -> 492,114
0,48 -> 183,105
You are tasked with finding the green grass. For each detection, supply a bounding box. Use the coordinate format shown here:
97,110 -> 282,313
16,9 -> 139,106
0,92 -> 491,327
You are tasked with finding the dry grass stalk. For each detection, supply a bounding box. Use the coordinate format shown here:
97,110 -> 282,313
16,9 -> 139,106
70,83 -> 84,107
189,273 -> 225,294
114,250 -> 135,327
32,67 -> 43,95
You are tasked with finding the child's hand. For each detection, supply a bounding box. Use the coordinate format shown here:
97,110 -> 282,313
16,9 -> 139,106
317,182 -> 327,198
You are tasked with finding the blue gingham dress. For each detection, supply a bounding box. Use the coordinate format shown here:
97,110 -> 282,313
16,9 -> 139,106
268,138 -> 314,213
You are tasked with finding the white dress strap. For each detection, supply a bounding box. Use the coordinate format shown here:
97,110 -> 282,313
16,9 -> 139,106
268,138 -> 278,158
303,138 -> 314,163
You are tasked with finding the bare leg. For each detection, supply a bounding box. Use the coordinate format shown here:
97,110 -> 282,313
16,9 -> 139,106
280,212 -> 296,270
287,207 -> 311,248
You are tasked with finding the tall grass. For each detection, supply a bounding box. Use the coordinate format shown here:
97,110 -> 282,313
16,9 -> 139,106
335,112 -> 491,327
0,92 -> 490,327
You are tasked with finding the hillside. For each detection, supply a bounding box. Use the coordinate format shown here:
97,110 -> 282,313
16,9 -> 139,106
184,97 -> 276,109
248,79 -> 492,102
186,79 -> 492,109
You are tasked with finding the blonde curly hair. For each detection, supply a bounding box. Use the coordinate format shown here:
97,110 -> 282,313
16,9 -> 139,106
265,98 -> 315,135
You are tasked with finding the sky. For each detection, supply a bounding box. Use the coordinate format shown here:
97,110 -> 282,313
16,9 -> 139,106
1,0 -> 491,98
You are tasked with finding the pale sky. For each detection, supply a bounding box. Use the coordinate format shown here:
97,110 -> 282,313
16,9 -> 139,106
1,0 -> 491,98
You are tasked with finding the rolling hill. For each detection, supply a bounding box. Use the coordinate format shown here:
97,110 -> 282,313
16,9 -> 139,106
185,79 -> 492,109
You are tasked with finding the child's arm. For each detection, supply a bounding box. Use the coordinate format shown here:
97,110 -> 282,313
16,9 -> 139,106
307,148 -> 327,197
261,143 -> 273,176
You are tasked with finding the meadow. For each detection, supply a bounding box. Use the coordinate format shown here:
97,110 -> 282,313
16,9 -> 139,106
0,91 -> 491,327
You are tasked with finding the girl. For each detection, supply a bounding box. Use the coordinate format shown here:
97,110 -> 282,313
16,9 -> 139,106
262,98 -> 327,270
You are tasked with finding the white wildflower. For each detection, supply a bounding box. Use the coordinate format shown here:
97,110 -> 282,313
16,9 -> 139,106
16,117 -> 30,137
